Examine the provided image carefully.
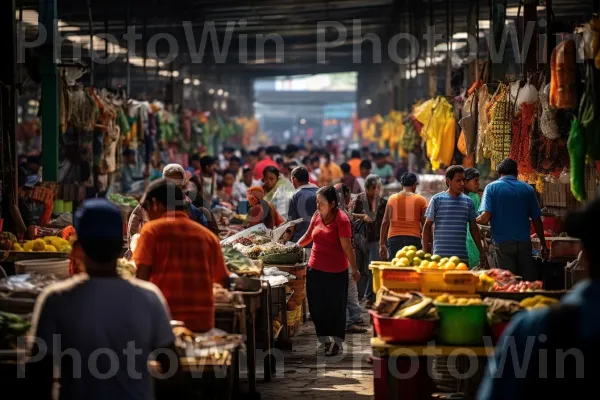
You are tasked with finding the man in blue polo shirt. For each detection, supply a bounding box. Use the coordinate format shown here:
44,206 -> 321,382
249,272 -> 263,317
423,165 -> 484,264
477,158 -> 548,280
286,166 -> 318,244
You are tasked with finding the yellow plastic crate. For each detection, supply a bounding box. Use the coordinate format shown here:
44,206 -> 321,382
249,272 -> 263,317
370,263 -> 421,293
419,270 -> 478,297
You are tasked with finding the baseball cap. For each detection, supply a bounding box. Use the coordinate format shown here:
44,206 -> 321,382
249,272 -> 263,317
75,199 -> 123,241
401,172 -> 419,187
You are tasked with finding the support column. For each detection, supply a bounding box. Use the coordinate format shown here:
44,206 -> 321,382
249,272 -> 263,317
0,0 -> 18,202
523,0 -> 539,77
39,0 -> 59,181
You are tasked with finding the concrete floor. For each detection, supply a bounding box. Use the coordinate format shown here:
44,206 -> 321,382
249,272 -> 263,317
256,311 -> 374,399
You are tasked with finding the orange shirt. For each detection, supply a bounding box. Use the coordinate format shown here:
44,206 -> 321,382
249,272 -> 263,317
347,158 -> 362,178
387,192 -> 428,239
318,162 -> 343,187
134,211 -> 229,332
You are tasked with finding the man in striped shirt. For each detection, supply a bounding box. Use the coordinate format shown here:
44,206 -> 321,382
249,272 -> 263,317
422,166 -> 484,266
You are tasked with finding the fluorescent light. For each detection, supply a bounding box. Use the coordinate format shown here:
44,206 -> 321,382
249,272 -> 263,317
184,78 -> 191,84
434,42 -> 468,52
365,99 -> 372,105
217,89 -> 224,96
193,79 -> 201,86
224,91 -> 229,97
209,88 -> 215,95
172,71 -> 180,77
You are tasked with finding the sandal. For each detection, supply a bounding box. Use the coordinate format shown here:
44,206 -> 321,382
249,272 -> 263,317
346,325 -> 368,334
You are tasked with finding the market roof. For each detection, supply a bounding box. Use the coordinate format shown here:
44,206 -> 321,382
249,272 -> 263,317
14,0 -> 595,92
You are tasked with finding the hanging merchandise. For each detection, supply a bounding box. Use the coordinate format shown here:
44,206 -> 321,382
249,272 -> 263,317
509,101 -> 537,179
414,96 -> 456,170
458,81 -> 482,157
509,81 -> 538,111
590,16 -> 600,69
568,118 -> 587,201
539,84 -> 560,140
580,62 -> 600,160
487,83 -> 512,169
401,116 -> 419,153
476,85 -> 492,164
550,39 -> 577,110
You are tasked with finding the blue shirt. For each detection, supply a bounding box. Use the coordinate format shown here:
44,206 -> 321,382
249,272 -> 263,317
478,280 -> 600,399
288,185 -> 318,243
479,176 -> 542,244
425,191 -> 477,261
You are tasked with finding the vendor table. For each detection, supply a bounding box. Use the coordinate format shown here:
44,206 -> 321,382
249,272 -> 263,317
270,284 -> 292,350
371,338 -> 494,400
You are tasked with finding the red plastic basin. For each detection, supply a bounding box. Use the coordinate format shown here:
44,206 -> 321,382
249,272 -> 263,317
370,310 -> 436,344
491,321 -> 510,344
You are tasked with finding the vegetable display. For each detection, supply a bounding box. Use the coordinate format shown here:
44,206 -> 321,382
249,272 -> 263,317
392,247 -> 468,270
12,236 -> 72,253
108,193 -> 139,207
374,288 -> 437,320
222,247 -> 262,275
0,312 -> 31,349
117,258 -> 137,279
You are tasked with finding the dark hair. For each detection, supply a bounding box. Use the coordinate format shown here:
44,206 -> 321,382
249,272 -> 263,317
291,166 -> 309,183
341,183 -> 351,197
497,158 -> 518,177
248,150 -> 259,158
223,146 -> 235,153
310,156 -> 320,164
285,144 -> 299,155
200,155 -> 216,169
464,168 -> 480,181
286,161 -> 299,171
142,178 -> 185,211
341,163 -> 351,174
187,175 -> 205,208
257,146 -> 266,154
263,166 -> 280,179
302,156 -> 310,165
316,185 -> 338,208
123,149 -> 135,157
223,169 -> 235,178
351,150 -> 361,159
80,238 -> 123,264
229,156 -> 241,165
190,153 -> 201,163
323,152 -> 332,161
401,172 -> 418,187
242,167 -> 253,175
446,165 -> 465,181
275,156 -> 284,165
374,152 -> 385,160
266,145 -> 281,155
360,159 -> 372,170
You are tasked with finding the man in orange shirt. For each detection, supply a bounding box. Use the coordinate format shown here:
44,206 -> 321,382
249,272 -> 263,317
379,173 -> 428,260
347,150 -> 362,178
134,179 -> 230,332
317,152 -> 343,187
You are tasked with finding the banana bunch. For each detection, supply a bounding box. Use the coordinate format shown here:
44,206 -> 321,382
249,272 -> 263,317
392,293 -> 435,319
520,295 -> 559,310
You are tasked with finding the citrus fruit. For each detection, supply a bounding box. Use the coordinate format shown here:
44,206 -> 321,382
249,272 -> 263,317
424,253 -> 432,260
431,255 -> 441,262
428,261 -> 439,269
449,256 -> 461,265
416,250 -> 425,259
444,262 -> 456,270
408,245 -> 418,252
406,250 -> 416,260
396,250 -> 407,259
392,258 -> 401,267
412,257 -> 422,265
457,263 -> 468,270
439,257 -> 449,265
421,260 -> 429,267
400,258 -> 411,267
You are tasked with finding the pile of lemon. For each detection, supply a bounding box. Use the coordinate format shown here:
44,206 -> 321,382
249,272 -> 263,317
391,246 -> 469,271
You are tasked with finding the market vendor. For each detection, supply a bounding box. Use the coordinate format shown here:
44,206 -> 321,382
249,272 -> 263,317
476,158 -> 548,279
134,179 -> 230,333
246,185 -> 285,229
423,165 -> 484,266
263,165 -> 295,218
28,199 -> 175,399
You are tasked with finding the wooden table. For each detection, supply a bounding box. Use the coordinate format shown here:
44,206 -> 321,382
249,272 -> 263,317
371,338 -> 494,400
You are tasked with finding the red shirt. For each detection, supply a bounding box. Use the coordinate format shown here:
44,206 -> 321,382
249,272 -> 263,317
134,211 -> 229,332
253,157 -> 279,180
308,210 -> 352,273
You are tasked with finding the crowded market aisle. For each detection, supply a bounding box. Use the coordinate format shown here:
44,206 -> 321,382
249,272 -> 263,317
257,310 -> 374,400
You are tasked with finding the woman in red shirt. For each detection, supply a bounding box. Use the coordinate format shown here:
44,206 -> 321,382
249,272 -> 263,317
298,185 -> 360,357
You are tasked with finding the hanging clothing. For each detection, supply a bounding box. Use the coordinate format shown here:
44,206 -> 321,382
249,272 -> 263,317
509,102 -> 537,178
476,85 -> 492,164
414,97 -> 456,170
487,83 -> 513,170
550,39 -> 577,110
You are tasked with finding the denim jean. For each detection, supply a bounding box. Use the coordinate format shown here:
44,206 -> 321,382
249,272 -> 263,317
387,236 -> 422,261
346,267 -> 362,328
359,241 -> 379,301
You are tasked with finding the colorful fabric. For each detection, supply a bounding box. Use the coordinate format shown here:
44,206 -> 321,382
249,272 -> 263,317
466,192 -> 482,268
318,162 -> 343,187
308,210 -> 352,273
133,211 -> 229,332
425,192 -> 477,262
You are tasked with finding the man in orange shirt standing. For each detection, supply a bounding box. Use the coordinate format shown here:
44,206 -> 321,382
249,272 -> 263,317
134,179 -> 230,332
318,152 -> 343,187
379,173 -> 428,260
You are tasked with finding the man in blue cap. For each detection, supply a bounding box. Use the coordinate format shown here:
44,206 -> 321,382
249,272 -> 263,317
28,198 -> 175,400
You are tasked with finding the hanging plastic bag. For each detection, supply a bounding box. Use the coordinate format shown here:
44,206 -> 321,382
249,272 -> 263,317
539,84 -> 560,140
567,118 -> 587,201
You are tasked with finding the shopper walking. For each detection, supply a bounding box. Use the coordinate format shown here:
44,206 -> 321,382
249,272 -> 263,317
423,166 -> 484,264
379,172 -> 428,260
335,183 -> 367,334
286,167 -> 318,244
351,175 -> 386,303
478,198 -> 600,399
477,158 -> 547,279
298,185 -> 360,356
464,168 -> 483,267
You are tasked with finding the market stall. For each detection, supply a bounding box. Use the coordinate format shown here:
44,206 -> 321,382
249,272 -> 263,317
368,246 -> 567,400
